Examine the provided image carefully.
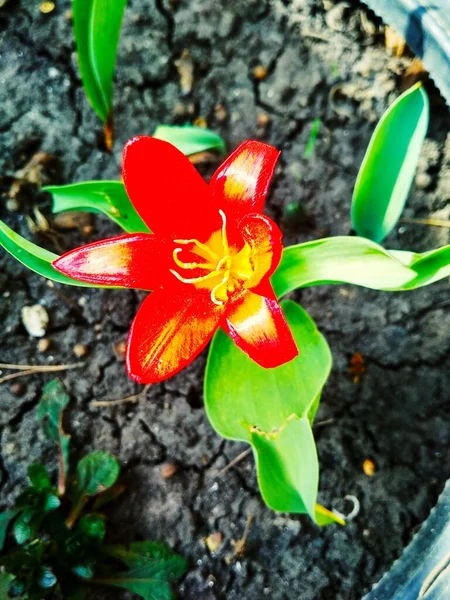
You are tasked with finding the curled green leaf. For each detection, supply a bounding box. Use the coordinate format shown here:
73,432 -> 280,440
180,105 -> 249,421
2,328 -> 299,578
0,219 -> 113,288
351,83 -> 429,242
45,181 -> 150,234
153,124 -> 226,156
272,236 -> 450,298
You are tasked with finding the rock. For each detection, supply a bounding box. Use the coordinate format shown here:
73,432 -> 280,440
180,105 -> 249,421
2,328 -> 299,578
21,305 -> 49,338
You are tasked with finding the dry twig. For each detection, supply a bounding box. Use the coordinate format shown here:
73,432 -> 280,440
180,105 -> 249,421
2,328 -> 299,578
0,362 -> 84,385
91,384 -> 151,407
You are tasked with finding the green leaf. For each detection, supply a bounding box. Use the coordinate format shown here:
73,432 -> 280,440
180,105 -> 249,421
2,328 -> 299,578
272,236 -> 450,298
0,572 -> 14,597
28,464 -> 52,492
96,541 -> 188,600
204,300 -> 332,518
13,511 -> 33,545
73,452 -> 120,502
251,416 -> 318,516
38,567 -> 57,589
78,514 -> 106,544
0,219 -> 110,288
73,0 -> 127,124
304,117 -> 321,158
37,379 -> 71,496
351,83 -> 429,242
43,494 -> 61,512
315,504 -> 345,527
0,510 -> 19,550
45,181 -> 150,234
153,125 -> 226,156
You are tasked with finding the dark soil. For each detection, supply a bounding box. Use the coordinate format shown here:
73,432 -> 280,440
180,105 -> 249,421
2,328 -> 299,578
0,1 -> 449,599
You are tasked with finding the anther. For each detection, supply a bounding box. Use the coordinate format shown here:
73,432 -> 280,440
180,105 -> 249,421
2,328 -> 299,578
172,248 -> 215,271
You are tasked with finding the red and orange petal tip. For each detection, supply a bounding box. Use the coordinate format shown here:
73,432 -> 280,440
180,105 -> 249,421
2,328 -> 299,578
53,234 -> 175,290
209,140 -> 280,221
222,289 -> 299,369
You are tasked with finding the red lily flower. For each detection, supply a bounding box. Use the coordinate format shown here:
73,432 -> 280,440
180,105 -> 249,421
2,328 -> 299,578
53,137 -> 299,383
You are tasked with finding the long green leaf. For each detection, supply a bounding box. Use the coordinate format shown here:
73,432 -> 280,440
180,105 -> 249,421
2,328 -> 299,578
0,220 -> 107,288
73,0 -> 127,123
351,83 -> 429,242
45,181 -> 150,234
272,236 -> 450,298
153,125 -> 226,156
204,300 -> 332,519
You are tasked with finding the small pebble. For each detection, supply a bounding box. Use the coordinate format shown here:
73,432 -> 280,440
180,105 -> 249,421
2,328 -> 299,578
113,340 -> 127,361
22,304 -> 49,337
257,112 -> 270,127
37,338 -> 51,353
193,116 -> 207,128
363,459 -> 376,476
73,343 -> 89,358
204,532 -> 223,553
415,173 -> 432,189
214,104 -> 228,122
160,463 -> 178,479
253,65 -> 268,80
10,382 -> 25,397
6,198 -> 20,212
40,1 -> 55,13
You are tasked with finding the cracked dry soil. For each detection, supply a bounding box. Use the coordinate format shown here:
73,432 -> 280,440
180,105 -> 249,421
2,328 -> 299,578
0,0 -> 449,599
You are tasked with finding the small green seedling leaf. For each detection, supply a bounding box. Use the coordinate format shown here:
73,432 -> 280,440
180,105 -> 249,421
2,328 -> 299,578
0,572 -> 14,597
205,300 -> 332,519
304,118 -> 321,158
74,452 -> 120,500
78,514 -> 106,544
28,464 -> 52,493
0,219 -> 110,288
272,236 -> 450,298
45,181 -> 150,234
0,510 -> 19,550
13,511 -> 34,545
68,452 -> 119,528
37,379 -> 71,495
96,541 -> 188,600
73,0 -> 127,127
38,566 -> 57,589
153,125 -> 226,156
351,83 -> 429,242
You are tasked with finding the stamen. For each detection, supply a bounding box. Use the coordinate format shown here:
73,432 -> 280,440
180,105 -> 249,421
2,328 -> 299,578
218,209 -> 229,255
210,271 -> 230,306
173,238 -> 219,261
173,248 -> 215,271
170,268 -> 222,285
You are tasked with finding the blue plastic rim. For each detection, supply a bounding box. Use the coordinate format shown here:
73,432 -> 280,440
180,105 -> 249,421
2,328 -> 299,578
362,0 -> 450,105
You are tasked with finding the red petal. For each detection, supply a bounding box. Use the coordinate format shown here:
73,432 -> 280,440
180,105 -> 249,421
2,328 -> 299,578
122,136 -> 220,239
222,288 -> 298,368
209,140 -> 280,223
53,234 -> 174,289
238,213 -> 283,290
126,287 -> 225,383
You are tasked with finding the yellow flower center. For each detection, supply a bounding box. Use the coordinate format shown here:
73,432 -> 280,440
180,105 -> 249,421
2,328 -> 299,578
170,210 -> 253,305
